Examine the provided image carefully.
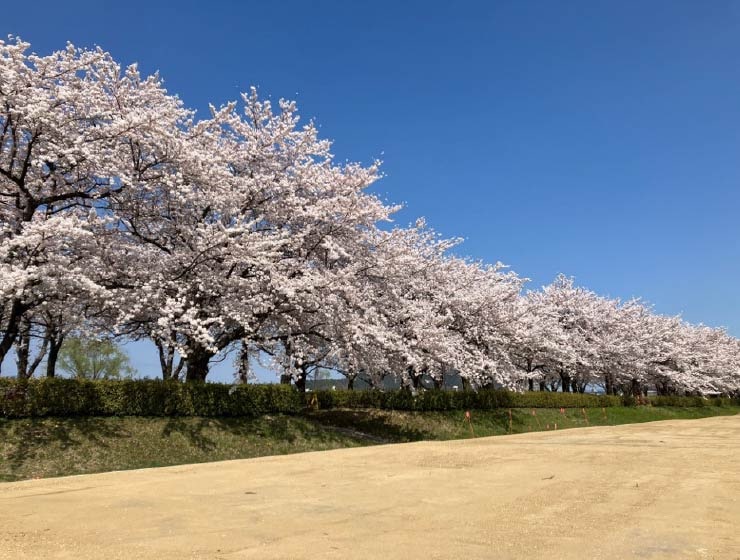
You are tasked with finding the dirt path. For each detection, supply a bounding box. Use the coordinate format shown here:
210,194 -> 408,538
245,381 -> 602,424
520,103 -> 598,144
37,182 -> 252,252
1,415 -> 739,559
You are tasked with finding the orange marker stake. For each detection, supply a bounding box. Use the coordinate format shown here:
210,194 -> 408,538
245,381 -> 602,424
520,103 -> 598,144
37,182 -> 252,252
582,407 -> 589,425
464,410 -> 475,437
508,408 -> 513,434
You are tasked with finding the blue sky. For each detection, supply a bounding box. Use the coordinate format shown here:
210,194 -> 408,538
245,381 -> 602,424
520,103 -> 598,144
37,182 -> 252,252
4,0 -> 740,381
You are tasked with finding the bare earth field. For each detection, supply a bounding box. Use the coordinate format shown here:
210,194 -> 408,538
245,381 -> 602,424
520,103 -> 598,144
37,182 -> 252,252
1,415 -> 738,560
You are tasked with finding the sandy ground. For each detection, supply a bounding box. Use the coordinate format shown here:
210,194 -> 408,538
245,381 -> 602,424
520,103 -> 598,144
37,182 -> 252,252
1,416 -> 739,560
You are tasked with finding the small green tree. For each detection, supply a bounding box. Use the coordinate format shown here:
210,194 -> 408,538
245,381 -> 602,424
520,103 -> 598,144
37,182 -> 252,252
57,337 -> 137,380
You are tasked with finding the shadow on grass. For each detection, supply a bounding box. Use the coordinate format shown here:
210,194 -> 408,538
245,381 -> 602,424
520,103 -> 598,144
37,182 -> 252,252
0,417 -> 131,479
161,417 -> 220,452
309,408 -> 595,440
159,414 -> 376,452
0,413 -> 371,482
0,408 -> 557,480
307,410 -> 433,443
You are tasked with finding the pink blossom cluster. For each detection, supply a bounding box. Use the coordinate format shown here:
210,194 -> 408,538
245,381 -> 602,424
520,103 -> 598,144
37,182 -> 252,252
1,39 -> 738,395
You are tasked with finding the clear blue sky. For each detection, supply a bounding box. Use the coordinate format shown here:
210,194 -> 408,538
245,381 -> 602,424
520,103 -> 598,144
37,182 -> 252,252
4,1 -> 740,380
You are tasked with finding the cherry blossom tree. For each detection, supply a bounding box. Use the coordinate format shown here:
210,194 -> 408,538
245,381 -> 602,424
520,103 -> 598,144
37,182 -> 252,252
2,38 -> 738,395
0,37 -> 190,374
105,89 -> 394,381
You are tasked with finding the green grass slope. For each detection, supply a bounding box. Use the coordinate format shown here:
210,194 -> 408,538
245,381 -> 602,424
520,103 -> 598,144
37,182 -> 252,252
1,406 -> 737,482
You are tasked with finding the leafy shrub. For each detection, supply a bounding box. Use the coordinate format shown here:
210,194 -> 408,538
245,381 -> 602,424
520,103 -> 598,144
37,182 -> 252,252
2,378 -> 736,418
647,395 -> 738,407
310,389 -> 739,411
311,389 -> 624,411
0,378 -> 302,418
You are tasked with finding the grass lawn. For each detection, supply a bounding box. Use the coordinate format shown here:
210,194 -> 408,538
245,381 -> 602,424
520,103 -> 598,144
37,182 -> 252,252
309,405 -> 740,442
1,405 -> 737,482
0,415 -> 367,482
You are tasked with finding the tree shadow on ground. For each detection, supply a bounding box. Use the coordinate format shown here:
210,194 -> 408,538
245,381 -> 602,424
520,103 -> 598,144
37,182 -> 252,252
160,417 -> 220,452
0,417 -> 131,477
309,408 -> 554,440
307,410 -> 431,443
0,412 -> 393,482
159,414 -> 377,451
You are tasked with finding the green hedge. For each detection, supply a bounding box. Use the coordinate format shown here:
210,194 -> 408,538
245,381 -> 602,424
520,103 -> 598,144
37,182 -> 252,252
1,378 -> 736,418
643,395 -> 738,408
311,388 -> 624,411
311,390 -> 739,411
0,378 -> 303,418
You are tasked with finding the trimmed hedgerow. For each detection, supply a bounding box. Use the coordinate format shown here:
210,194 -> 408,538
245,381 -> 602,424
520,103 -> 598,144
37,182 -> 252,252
645,395 -> 738,408
1,378 -> 736,418
0,378 -> 303,418
311,389 -> 739,411
311,388 -> 623,411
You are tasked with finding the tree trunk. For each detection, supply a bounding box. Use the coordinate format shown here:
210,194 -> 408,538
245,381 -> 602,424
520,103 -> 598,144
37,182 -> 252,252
525,359 -> 535,392
604,372 -> 614,396
656,378 -> 674,396
46,334 -> 64,378
0,300 -> 26,374
539,380 -> 546,391
295,376 -> 306,392
15,324 -> 30,379
26,330 -> 50,378
347,375 -> 355,391
401,369 -> 420,392
237,342 -> 250,383
411,374 -> 422,390
559,370 -> 571,393
293,364 -> 310,393
156,341 -> 174,380
185,352 -> 211,382
407,367 -> 425,390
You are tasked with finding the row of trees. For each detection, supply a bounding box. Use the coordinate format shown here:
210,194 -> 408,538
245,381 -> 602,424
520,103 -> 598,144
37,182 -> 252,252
1,39 -> 738,396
